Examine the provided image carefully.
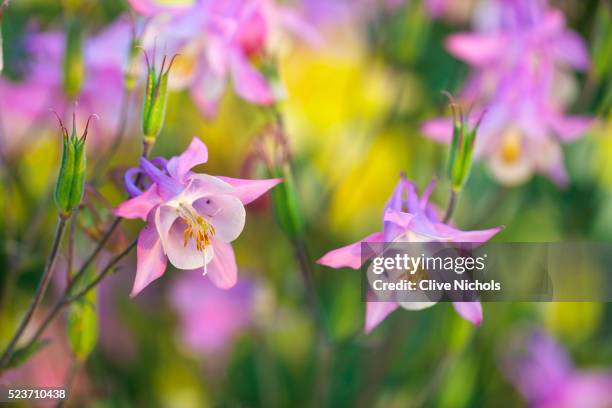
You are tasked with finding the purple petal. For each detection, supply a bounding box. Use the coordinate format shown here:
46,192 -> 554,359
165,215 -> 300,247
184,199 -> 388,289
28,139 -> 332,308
140,157 -> 183,199
167,137 -> 209,183
317,232 -> 385,269
553,31 -> 590,70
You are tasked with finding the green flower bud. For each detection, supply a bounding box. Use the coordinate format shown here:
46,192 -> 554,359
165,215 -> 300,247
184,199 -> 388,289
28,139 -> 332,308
54,112 -> 95,217
63,18 -> 85,99
444,93 -> 484,191
142,52 -> 176,142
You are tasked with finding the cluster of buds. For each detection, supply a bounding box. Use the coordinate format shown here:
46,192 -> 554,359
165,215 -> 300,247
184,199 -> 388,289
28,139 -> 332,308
445,93 -> 485,192
54,112 -> 96,218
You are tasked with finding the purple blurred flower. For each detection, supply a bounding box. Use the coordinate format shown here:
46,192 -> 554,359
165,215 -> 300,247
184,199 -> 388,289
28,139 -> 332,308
129,0 -> 320,117
317,175 -> 501,333
501,330 -> 612,408
169,272 -> 257,356
0,18 -> 132,153
114,137 -> 281,296
422,0 -> 593,187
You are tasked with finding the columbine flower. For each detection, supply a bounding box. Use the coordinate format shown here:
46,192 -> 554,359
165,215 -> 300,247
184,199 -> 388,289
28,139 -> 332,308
114,137 -> 281,296
501,330 -> 612,408
169,272 -> 257,357
317,175 -> 501,333
129,0 -> 320,117
0,18 -> 131,153
422,0 -> 593,187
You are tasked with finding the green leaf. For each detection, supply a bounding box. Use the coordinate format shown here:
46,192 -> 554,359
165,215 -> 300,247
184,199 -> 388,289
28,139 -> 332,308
5,340 -> 50,369
66,287 -> 98,362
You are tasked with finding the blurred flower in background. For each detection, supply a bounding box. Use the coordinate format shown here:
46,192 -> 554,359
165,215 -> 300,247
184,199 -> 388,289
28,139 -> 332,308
501,329 -> 612,408
0,17 -> 132,155
130,0 -> 321,117
169,272 -> 258,358
422,0 -> 593,187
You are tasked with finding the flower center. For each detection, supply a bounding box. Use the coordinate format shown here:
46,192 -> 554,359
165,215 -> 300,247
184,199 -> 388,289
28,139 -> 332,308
177,203 -> 215,252
501,128 -> 522,164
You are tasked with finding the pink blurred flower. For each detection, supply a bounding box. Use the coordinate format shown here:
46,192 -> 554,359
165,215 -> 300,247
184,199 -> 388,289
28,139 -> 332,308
317,176 -> 501,333
169,272 -> 257,356
501,330 -> 612,408
0,18 -> 132,154
129,0 -> 320,117
114,137 -> 281,296
422,0 -> 593,187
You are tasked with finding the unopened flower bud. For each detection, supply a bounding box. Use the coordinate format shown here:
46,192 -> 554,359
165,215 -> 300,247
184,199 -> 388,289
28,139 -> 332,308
142,52 -> 176,143
445,94 -> 485,191
54,112 -> 96,217
63,19 -> 85,98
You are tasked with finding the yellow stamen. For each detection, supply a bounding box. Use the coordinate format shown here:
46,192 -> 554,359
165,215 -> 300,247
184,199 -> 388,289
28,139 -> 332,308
501,128 -> 522,164
178,203 -> 215,252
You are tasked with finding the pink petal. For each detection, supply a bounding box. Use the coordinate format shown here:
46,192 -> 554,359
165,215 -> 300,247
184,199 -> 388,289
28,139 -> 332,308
445,33 -> 506,66
114,185 -> 162,221
155,205 -> 213,270
215,176 -> 282,205
167,137 -> 209,182
365,301 -> 399,334
421,118 -> 454,144
553,31 -> 590,70
206,241 -> 238,289
433,224 -> 502,243
193,194 -> 246,243
550,114 -> 594,143
191,65 -> 227,118
316,232 -> 385,269
229,50 -> 274,105
130,218 -> 168,297
452,302 -> 483,326
277,7 -> 323,47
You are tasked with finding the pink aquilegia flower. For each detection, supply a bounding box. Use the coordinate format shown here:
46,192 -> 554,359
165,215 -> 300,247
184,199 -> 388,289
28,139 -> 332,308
501,330 -> 612,408
0,18 -> 131,154
128,0 -> 320,117
317,176 -> 501,333
114,137 -> 281,296
422,0 -> 593,187
169,272 -> 258,356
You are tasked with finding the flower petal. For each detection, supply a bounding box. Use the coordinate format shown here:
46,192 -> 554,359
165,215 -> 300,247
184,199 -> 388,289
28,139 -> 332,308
215,176 -> 282,205
193,194 -> 246,243
421,118 -> 454,144
229,50 -> 274,105
452,302 -> 483,325
114,185 -> 162,221
445,33 -> 506,66
206,241 -> 238,289
364,301 -> 399,334
155,205 -> 213,270
167,137 -> 209,182
140,157 -> 183,199
317,232 -> 385,269
130,218 -> 168,297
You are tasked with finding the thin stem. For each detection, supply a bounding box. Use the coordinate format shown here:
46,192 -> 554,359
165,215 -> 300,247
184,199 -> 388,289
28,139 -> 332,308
443,189 -> 458,224
66,211 -> 78,286
0,216 -> 68,368
15,238 -> 137,362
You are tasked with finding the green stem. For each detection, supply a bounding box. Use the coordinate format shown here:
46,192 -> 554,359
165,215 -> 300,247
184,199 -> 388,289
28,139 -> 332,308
443,189 -> 458,224
0,215 -> 68,368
